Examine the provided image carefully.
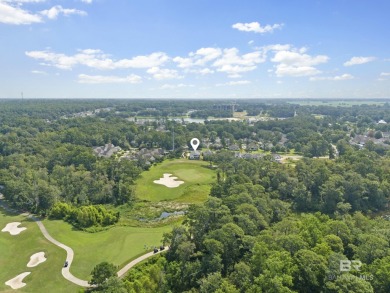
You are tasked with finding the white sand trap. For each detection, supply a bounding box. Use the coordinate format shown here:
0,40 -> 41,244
27,252 -> 47,267
1,222 -> 27,235
5,272 -> 31,289
153,173 -> 184,188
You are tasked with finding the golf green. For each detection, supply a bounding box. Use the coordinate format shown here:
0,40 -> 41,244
135,158 -> 216,203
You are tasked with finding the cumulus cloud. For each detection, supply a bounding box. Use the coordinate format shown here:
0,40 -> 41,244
25,49 -> 169,70
271,48 -> 329,77
232,21 -> 283,34
40,5 -> 87,20
343,56 -> 376,66
213,48 -> 265,78
197,68 -> 214,75
147,67 -> 182,80
78,74 -> 142,84
380,72 -> 390,76
0,2 -> 42,24
216,80 -> 251,86
174,46 -> 278,78
116,52 -> 169,68
0,1 -> 87,24
31,70 -> 46,74
161,83 -> 194,89
81,0 -> 93,3
262,44 -> 292,52
310,74 -> 354,81
4,0 -> 46,3
173,47 -> 222,68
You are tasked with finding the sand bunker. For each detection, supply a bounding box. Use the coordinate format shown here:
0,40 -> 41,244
27,252 -> 47,267
153,173 -> 184,188
1,222 -> 27,235
5,272 -> 31,289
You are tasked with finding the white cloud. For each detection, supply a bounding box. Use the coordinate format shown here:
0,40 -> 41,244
147,67 -> 182,80
25,49 -> 169,70
4,0 -> 46,3
187,68 -> 215,75
31,70 -> 46,74
161,83 -> 194,89
116,52 -> 169,68
0,1 -> 88,25
310,74 -> 354,81
380,72 -> 390,76
81,0 -> 93,3
78,74 -> 142,84
216,80 -> 251,86
40,5 -> 87,20
0,2 -> 42,24
174,46 -> 268,78
197,68 -> 214,75
213,48 -> 265,77
343,56 -> 376,66
262,44 -> 292,52
173,47 -> 222,68
232,21 -> 283,34
271,48 -> 329,77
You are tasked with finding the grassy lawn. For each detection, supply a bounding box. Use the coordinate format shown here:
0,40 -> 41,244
0,209 -> 79,293
42,219 -> 173,280
135,158 -> 216,203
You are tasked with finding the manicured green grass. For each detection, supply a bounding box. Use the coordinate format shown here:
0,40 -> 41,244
43,219 -> 173,280
135,158 -> 216,203
0,210 -> 79,293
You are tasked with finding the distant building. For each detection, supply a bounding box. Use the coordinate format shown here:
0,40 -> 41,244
213,103 -> 237,112
247,143 -> 259,151
272,154 -> 282,163
93,143 -> 121,158
228,144 -> 240,151
378,119 -> 387,124
189,151 -> 201,160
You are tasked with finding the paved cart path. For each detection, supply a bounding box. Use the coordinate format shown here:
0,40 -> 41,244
1,196 -> 167,287
34,219 -> 168,287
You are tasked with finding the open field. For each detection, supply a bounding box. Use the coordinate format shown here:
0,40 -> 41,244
0,210 -> 79,293
42,219 -> 172,280
135,159 -> 216,203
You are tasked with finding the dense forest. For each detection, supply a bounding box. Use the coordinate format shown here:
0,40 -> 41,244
1,99 -> 390,292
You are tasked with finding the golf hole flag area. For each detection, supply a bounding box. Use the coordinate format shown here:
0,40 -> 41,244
136,159 -> 216,203
153,173 -> 185,188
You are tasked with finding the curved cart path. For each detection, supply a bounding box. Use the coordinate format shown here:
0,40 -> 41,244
117,246 -> 169,278
33,219 -> 91,287
1,197 -> 167,287
35,219 -> 168,286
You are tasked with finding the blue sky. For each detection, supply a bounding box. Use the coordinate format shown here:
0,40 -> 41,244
0,0 -> 389,99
